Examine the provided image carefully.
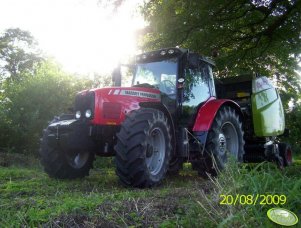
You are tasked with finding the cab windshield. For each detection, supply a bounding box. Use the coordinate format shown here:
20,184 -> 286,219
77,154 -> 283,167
132,58 -> 178,95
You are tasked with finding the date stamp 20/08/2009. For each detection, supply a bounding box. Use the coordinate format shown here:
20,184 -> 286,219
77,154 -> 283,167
219,194 -> 287,206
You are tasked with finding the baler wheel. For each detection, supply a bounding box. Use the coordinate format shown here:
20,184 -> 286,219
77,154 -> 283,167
278,143 -> 293,167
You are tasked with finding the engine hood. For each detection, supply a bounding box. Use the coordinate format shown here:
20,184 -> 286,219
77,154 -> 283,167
88,87 -> 161,125
91,87 -> 161,100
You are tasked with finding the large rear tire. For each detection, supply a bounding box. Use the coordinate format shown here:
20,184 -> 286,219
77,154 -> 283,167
115,108 -> 172,188
197,106 -> 245,177
39,119 -> 94,179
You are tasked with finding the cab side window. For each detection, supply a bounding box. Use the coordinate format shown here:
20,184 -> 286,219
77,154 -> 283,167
183,63 -> 211,107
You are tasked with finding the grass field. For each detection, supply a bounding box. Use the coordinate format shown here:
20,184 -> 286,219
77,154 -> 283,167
0,153 -> 300,227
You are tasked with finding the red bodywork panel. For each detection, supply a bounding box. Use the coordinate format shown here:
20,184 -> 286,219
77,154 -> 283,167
192,97 -> 240,132
88,87 -> 161,125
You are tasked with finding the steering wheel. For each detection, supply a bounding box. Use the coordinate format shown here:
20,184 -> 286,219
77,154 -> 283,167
159,80 -> 175,94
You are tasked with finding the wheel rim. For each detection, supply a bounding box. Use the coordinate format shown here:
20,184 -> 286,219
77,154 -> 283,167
219,122 -> 239,162
145,127 -> 166,176
66,151 -> 90,169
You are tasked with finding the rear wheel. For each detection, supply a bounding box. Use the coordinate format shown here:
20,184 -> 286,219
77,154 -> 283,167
278,143 -> 293,167
115,108 -> 172,188
197,106 -> 245,177
40,119 -> 94,179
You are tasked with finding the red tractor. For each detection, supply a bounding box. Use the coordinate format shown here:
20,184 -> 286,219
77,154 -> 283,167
40,48 -> 292,187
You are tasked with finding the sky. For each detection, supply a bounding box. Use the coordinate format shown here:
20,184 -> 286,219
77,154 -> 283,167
0,0 -> 145,75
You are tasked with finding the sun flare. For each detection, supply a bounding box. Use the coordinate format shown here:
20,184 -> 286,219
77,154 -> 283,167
0,0 -> 145,75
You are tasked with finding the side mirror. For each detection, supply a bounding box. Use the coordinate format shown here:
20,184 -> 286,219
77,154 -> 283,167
112,66 -> 121,86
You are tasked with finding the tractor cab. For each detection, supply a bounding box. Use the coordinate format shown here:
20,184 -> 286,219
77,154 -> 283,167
114,48 -> 216,128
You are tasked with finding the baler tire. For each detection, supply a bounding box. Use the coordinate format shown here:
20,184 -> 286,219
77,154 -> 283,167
200,106 -> 245,176
115,108 -> 172,188
167,157 -> 184,175
278,143 -> 293,167
39,119 -> 94,179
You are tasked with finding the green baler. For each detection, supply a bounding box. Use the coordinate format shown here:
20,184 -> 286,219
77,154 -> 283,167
215,74 -> 292,166
251,77 -> 285,137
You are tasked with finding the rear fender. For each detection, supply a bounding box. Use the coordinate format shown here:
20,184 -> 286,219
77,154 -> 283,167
192,97 -> 242,149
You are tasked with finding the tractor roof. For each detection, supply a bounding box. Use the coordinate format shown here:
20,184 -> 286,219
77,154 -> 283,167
136,47 -> 215,66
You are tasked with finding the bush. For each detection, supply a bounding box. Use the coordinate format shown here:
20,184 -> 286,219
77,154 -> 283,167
284,105 -> 301,155
197,159 -> 301,227
0,60 -> 92,153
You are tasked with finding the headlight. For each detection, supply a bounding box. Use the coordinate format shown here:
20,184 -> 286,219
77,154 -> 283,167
75,111 -> 81,119
168,49 -> 174,54
85,109 -> 92,118
160,50 -> 166,55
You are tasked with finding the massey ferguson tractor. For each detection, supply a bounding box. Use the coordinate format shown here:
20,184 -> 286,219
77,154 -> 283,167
40,47 -> 292,188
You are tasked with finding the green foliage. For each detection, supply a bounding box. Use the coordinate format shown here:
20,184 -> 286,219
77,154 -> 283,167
285,105 -> 301,154
0,28 -> 43,81
92,72 -> 112,88
142,1 -> 300,70
140,0 -> 301,97
139,0 -> 301,152
1,157 -> 300,227
196,160 -> 301,227
0,60 -> 93,153
0,28 -> 101,153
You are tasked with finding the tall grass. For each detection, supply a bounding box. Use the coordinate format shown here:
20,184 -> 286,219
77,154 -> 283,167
1,154 -> 300,227
197,159 -> 301,227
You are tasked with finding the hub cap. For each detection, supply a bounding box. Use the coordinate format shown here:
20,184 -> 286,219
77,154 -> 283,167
219,122 -> 239,162
66,151 -> 90,169
218,133 -> 227,155
146,127 -> 165,176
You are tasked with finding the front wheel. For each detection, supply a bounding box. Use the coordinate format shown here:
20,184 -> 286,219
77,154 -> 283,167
115,108 -> 172,188
40,120 -> 94,179
198,106 -> 245,176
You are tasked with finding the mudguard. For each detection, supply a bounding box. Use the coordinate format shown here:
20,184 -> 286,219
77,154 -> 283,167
192,97 -> 242,148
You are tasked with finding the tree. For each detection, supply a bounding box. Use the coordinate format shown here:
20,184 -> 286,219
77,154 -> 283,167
285,101 -> 301,154
0,60 -> 93,152
140,0 -> 301,91
0,28 -> 43,82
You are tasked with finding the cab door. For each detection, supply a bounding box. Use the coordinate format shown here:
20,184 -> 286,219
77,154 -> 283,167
179,61 -> 215,128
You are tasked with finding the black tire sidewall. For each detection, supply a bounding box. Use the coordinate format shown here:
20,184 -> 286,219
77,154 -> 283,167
167,157 -> 184,175
220,112 -> 244,164
279,143 -> 293,166
115,108 -> 172,187
206,106 -> 244,171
